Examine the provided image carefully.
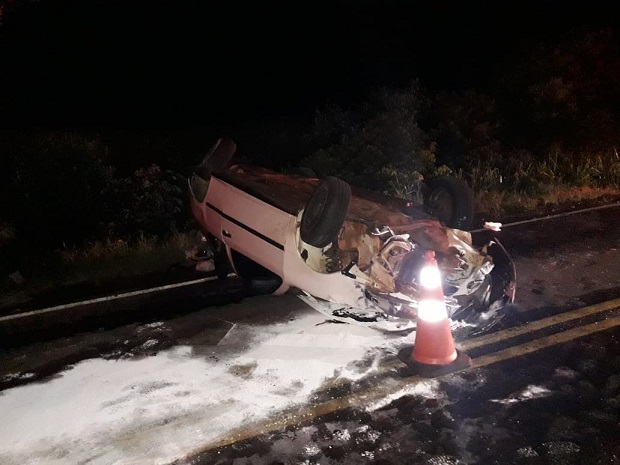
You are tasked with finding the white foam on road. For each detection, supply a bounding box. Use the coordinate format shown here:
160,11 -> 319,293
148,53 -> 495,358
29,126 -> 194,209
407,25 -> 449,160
0,312 -> 414,465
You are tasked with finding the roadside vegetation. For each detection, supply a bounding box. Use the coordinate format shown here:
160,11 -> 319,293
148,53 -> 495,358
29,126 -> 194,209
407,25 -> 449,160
2,26 -> 620,302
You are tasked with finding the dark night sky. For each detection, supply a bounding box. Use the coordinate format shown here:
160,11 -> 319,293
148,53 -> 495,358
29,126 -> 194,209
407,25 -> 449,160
1,0 -> 617,128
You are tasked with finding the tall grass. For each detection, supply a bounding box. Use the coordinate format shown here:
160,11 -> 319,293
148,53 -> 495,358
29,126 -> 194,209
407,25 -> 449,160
467,149 -> 620,193
2,231 -> 203,298
474,185 -> 620,219
56,231 -> 202,285
468,149 -> 620,217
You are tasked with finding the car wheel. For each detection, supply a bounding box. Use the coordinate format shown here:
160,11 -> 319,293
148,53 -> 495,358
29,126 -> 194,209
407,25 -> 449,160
423,176 -> 474,230
300,176 -> 351,248
230,250 -> 283,295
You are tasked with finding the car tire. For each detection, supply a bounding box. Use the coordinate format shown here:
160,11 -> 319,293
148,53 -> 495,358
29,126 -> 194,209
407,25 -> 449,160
300,176 -> 351,248
423,176 -> 475,230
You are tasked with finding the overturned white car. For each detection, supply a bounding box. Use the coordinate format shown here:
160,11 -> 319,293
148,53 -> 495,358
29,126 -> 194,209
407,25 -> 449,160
188,138 -> 516,336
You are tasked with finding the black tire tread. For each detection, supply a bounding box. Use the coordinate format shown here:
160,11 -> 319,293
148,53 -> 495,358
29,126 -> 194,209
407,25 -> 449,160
424,176 -> 475,230
300,176 -> 351,248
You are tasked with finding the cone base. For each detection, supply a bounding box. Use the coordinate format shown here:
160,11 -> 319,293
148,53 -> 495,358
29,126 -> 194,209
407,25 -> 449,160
410,318 -> 458,365
398,348 -> 472,378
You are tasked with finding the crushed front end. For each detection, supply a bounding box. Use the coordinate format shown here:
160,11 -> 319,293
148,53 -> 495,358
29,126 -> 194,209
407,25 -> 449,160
299,216 -> 516,334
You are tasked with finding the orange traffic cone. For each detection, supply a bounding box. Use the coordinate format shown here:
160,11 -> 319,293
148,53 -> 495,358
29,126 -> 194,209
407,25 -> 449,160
399,250 -> 471,377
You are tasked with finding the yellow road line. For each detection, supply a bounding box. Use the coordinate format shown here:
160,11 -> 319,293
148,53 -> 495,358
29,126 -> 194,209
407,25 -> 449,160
459,297 -> 620,351
351,297 -> 620,378
186,299 -> 620,458
472,314 -> 620,368
192,375 -> 425,454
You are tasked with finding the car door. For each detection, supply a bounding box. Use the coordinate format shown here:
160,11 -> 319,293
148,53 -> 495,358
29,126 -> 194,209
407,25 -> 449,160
205,175 -> 291,279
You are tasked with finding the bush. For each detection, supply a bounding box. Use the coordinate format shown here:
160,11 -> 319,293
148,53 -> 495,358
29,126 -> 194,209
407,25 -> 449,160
103,164 -> 189,239
301,82 -> 437,190
3,131 -> 114,249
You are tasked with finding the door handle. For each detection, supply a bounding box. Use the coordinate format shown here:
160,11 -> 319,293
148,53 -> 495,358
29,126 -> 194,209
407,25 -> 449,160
222,229 -> 231,238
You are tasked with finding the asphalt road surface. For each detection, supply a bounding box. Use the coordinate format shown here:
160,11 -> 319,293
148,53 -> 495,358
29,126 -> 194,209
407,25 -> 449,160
1,204 -> 620,465
187,325 -> 620,465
